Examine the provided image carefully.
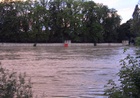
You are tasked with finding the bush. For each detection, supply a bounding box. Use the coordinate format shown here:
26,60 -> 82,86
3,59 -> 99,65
0,65 -> 33,98
105,51 -> 140,98
135,37 -> 140,46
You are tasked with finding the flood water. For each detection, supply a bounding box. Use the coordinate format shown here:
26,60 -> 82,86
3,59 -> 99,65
0,46 -> 135,98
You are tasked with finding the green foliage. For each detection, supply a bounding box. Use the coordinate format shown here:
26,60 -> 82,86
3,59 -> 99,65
135,37 -> 140,46
102,8 -> 121,43
105,51 -> 140,98
0,65 -> 33,98
117,20 -> 131,42
0,0 -> 121,43
132,5 -> 140,36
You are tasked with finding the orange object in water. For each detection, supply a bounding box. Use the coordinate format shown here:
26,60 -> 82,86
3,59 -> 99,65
64,43 -> 68,47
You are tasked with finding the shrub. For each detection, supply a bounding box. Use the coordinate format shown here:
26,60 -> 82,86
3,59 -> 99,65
105,51 -> 140,98
135,37 -> 140,46
0,65 -> 33,98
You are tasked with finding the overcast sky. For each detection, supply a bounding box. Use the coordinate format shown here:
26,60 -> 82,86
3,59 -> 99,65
93,0 -> 139,24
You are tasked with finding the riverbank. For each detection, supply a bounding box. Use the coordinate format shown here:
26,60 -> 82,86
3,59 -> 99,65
0,43 -> 126,47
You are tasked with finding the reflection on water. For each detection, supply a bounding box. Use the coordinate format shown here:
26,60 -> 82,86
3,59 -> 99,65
0,46 -> 135,98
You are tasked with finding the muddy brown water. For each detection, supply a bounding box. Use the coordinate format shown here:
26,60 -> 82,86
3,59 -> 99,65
0,46 -> 135,98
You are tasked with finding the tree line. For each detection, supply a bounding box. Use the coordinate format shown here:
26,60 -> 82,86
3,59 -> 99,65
0,0 -> 122,44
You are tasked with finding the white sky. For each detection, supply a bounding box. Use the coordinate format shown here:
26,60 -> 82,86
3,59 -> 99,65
93,0 -> 139,24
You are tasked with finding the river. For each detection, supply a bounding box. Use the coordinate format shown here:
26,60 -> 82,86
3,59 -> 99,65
0,46 -> 135,98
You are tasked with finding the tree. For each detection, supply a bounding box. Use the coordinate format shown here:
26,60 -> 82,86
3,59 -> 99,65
117,19 -> 135,43
0,0 -> 121,43
132,5 -> 140,36
0,2 -> 20,42
29,0 -> 49,46
64,0 -> 82,42
48,0 -> 64,42
17,1 -> 31,42
81,1 -> 103,45
102,8 -> 121,43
